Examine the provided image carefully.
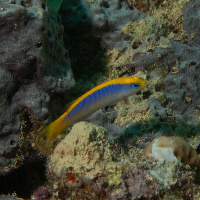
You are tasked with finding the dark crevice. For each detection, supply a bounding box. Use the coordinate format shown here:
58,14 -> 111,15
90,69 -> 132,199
0,160 -> 47,199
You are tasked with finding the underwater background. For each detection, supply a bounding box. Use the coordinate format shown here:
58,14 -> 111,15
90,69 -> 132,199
0,0 -> 200,199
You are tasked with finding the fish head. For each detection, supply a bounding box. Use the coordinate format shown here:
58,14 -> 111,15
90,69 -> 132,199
119,77 -> 148,97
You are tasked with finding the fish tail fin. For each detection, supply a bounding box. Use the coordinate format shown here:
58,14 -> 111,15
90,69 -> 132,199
35,117 -> 71,154
42,116 -> 71,140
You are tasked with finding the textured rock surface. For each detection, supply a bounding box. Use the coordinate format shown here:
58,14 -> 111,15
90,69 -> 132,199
60,0 -> 145,52
49,122 -> 117,178
183,0 -> 200,46
48,123 -> 200,199
0,0 -> 74,174
161,0 -> 200,124
164,42 -> 200,124
119,0 -> 200,125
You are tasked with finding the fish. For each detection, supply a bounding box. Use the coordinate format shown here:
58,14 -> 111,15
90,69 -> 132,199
37,77 -> 147,140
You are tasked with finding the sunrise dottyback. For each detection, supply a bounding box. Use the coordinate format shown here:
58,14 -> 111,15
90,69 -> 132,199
37,77 -> 147,140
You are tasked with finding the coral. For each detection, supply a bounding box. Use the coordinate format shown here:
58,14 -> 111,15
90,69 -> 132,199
85,109 -> 117,127
123,164 -> 160,198
49,122 -> 118,178
85,110 -> 123,141
104,124 -> 125,141
0,0 -> 74,174
117,0 -> 200,126
164,42 -> 200,124
148,161 -> 195,191
60,0 -> 145,52
126,0 -> 164,12
47,125 -> 200,199
148,97 -> 167,120
160,0 -> 200,125
145,136 -> 200,170
150,0 -> 190,42
114,98 -> 153,126
183,0 -> 200,46
121,16 -> 169,52
126,0 -> 189,43
42,12 -> 75,93
105,48 -> 136,79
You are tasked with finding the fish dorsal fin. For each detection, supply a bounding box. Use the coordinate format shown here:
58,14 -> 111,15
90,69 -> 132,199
64,92 -> 86,112
65,99 -> 77,111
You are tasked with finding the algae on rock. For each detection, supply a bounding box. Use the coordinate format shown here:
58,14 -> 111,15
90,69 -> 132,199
49,122 -> 120,179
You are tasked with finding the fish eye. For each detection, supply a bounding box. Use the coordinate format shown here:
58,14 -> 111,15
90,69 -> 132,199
130,83 -> 140,89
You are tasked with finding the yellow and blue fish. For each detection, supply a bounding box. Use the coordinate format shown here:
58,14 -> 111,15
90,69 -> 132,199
38,77 -> 147,140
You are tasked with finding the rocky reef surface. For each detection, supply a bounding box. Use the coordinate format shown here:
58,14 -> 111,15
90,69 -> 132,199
0,0 -> 74,175
1,0 -> 200,199
47,122 -> 200,199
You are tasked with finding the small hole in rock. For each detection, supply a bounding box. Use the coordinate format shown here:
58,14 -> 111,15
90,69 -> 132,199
10,140 -> 15,145
132,41 -> 141,49
41,3 -> 46,10
189,61 -> 196,67
21,1 -> 25,6
102,2 -> 109,8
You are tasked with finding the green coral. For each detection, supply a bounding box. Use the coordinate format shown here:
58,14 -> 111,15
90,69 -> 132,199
47,0 -> 63,13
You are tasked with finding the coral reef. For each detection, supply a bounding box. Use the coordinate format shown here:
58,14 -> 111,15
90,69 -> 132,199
85,109 -> 125,140
164,42 -> 200,124
150,0 -> 189,42
145,136 -> 200,170
0,0 -> 74,174
126,0 -> 164,12
148,97 -> 167,120
121,16 -> 169,52
49,122 -> 118,178
2,0 -> 200,198
183,0 -> 200,46
161,0 -> 200,124
47,122 -> 200,199
117,0 -> 200,125
60,0 -> 145,52
126,0 -> 189,42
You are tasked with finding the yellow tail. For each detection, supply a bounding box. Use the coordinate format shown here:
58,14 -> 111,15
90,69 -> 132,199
35,116 -> 70,154
43,115 -> 71,140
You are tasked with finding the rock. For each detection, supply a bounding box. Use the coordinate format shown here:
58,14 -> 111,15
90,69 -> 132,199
60,0 -> 145,52
49,122 -> 116,178
0,0 -> 74,174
